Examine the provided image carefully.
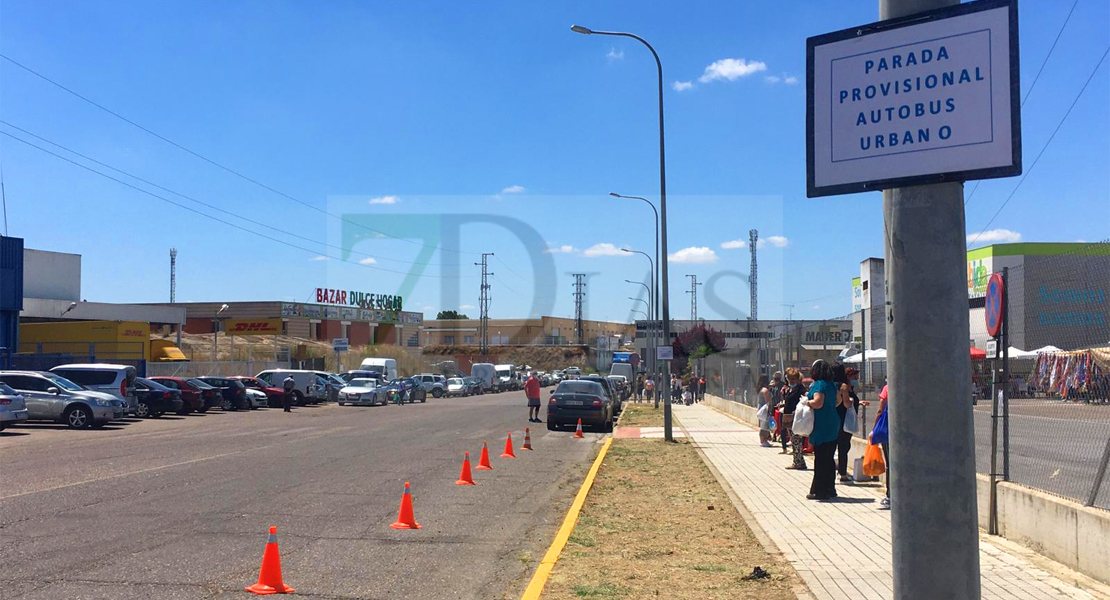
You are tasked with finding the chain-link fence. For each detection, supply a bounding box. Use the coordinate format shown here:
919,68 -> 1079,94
972,241 -> 1110,510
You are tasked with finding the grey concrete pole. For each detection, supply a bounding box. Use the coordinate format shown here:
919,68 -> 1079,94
883,153 -> 980,600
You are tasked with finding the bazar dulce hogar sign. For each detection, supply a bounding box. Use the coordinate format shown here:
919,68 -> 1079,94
807,0 -> 1020,197
316,287 -> 402,311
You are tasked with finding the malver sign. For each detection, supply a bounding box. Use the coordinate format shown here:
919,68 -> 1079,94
806,0 -> 1020,197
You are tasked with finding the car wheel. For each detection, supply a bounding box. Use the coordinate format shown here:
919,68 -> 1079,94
196,405 -> 209,413
547,420 -> 557,431
421,395 -> 427,403
90,421 -> 106,429
136,401 -> 151,418
432,388 -> 443,398
294,391 -> 306,406
176,406 -> 191,416
64,405 -> 93,429
151,411 -> 164,418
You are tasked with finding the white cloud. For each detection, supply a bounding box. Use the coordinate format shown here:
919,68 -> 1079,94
545,244 -> 578,254
582,243 -> 626,257
460,304 -> 475,310
358,257 -> 377,265
672,80 -> 694,92
698,58 -> 767,83
969,228 -> 1022,245
607,47 -> 624,62
812,305 -> 820,310
310,255 -> 329,261
764,75 -> 781,84
669,246 -> 719,264
766,73 -> 799,86
369,195 -> 400,205
500,185 -> 525,194
720,239 -> 746,250
759,235 -> 790,248
784,75 -> 799,85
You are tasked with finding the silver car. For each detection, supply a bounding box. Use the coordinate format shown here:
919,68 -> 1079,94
0,371 -> 119,429
337,378 -> 389,406
0,382 -> 29,430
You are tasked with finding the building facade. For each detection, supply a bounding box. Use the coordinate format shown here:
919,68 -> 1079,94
423,316 -> 634,347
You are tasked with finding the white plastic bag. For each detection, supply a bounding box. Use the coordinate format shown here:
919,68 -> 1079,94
793,404 -> 815,436
756,403 -> 768,424
842,405 -> 859,434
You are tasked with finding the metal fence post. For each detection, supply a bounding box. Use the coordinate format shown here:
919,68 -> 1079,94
1088,436 -> 1110,507
1002,267 -> 1010,482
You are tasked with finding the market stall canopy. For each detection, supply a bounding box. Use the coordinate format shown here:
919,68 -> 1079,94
1007,346 -> 1038,359
842,348 -> 886,363
970,347 -> 987,360
1033,345 -> 1064,354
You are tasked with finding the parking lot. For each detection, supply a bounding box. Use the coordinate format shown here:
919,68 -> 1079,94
0,390 -> 601,599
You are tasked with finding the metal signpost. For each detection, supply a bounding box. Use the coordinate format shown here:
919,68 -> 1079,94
807,1 -> 1021,597
333,337 -> 348,372
986,272 -> 1004,535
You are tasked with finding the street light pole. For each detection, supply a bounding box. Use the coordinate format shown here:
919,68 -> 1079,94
612,193 -> 661,397
576,26 -> 672,441
621,249 -> 658,398
213,303 -> 229,363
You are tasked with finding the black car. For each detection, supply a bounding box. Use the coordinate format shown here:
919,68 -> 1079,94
384,378 -> 426,403
463,377 -> 483,396
546,380 -> 613,432
579,375 -> 621,415
132,377 -> 185,418
194,377 -> 250,411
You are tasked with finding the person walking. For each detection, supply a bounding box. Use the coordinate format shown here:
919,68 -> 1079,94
635,374 -> 645,404
756,375 -> 773,447
644,376 -> 655,405
782,368 -> 808,468
801,359 -> 840,500
832,364 -> 857,483
769,371 -> 783,442
697,376 -> 706,402
525,372 -> 542,423
671,375 -> 681,404
282,374 -> 296,412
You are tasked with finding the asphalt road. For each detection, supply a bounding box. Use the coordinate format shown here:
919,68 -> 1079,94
0,390 -> 603,599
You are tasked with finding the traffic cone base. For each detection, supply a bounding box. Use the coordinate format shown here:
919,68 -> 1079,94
501,432 -> 517,458
391,482 -> 421,529
522,428 -> 533,451
574,418 -> 585,438
245,526 -> 295,595
476,441 -> 493,470
456,451 -> 476,485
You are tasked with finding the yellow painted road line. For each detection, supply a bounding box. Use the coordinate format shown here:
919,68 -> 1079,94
520,436 -> 613,600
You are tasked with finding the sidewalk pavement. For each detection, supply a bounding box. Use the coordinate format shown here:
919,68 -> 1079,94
674,402 -> 1109,600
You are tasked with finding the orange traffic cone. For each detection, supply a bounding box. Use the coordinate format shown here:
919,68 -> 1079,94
476,441 -> 493,470
245,526 -> 295,595
456,451 -> 476,485
390,482 -> 421,530
501,431 -> 517,458
574,418 -> 585,438
522,427 -> 533,451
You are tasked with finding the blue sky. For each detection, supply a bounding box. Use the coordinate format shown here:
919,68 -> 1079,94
2,0 -> 1107,323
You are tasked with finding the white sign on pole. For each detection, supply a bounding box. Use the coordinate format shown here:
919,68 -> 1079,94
806,0 -> 1020,197
332,338 -> 349,353
656,346 -> 674,361
985,339 -> 998,360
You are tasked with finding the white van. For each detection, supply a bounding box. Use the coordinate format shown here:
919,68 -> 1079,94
256,369 -> 328,405
494,363 -> 519,391
359,358 -> 398,381
610,363 -> 635,383
50,364 -> 138,413
471,363 -> 497,393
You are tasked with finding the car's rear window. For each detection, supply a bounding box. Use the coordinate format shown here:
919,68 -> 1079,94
52,369 -> 116,386
556,381 -> 602,395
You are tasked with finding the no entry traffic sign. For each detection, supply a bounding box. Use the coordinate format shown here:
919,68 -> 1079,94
985,273 -> 1005,338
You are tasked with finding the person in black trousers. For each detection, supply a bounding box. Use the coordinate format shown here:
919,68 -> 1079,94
831,364 -> 857,482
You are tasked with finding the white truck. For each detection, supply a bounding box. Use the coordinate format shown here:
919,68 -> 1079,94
494,363 -> 520,391
471,363 -> 497,393
359,358 -> 398,381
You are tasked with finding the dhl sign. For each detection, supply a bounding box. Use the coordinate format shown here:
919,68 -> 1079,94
226,318 -> 283,336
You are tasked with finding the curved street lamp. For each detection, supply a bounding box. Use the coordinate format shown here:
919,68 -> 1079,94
574,25 -> 673,440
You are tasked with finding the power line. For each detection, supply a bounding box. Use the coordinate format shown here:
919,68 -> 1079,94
0,120 -> 462,269
572,273 -> 586,345
0,130 -> 475,279
968,45 -> 1109,248
0,53 -> 479,257
965,0 -> 1080,207
476,254 -> 493,355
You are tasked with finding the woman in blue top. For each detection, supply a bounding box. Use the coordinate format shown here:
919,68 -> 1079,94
802,359 -> 841,500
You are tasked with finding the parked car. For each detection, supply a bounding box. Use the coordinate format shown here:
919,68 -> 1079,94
244,387 -> 268,409
338,370 -> 384,384
0,371 -> 121,429
131,378 -> 184,418
194,377 -> 250,411
149,376 -> 214,414
384,378 -> 426,403
462,377 -> 483,396
49,364 -> 138,414
471,363 -> 498,393
338,378 -> 390,406
0,382 -> 29,430
546,379 -> 613,432
445,377 -> 469,397
229,376 -> 284,405
255,370 -> 327,405
416,373 -> 447,398
607,375 -> 631,405
581,375 -> 621,416
359,358 -> 398,381
563,366 -> 581,379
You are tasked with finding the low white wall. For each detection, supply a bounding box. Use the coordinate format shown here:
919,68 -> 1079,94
702,394 -> 1110,585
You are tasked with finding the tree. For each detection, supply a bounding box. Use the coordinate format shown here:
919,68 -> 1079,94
436,310 -> 469,320
671,323 -> 728,377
